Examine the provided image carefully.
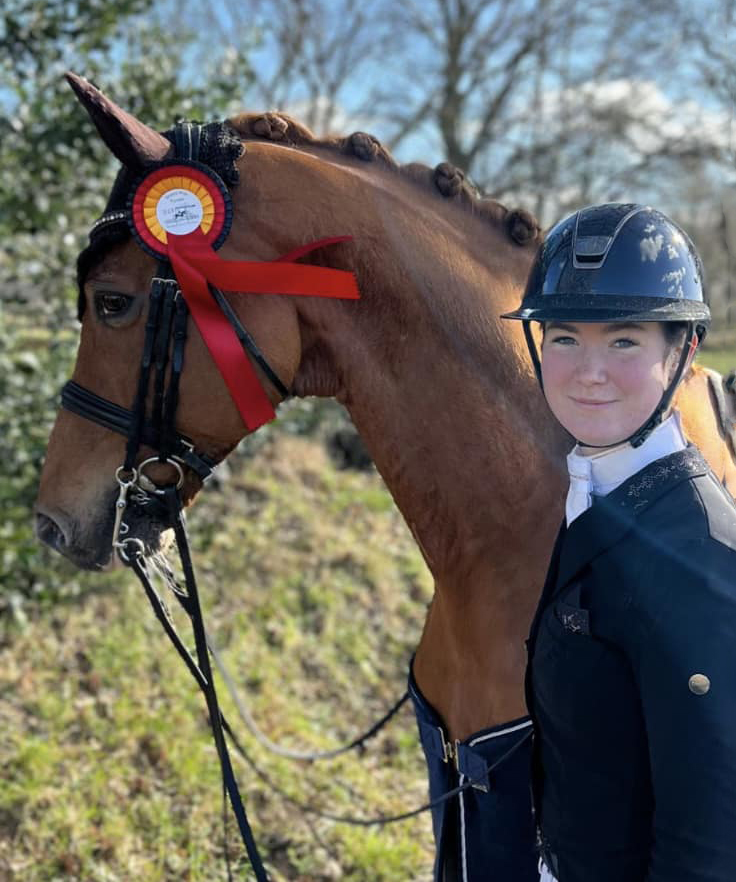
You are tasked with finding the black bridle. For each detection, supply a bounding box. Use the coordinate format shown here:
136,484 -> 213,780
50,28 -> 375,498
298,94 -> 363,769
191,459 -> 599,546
62,123 -> 286,880
63,277 -> 214,484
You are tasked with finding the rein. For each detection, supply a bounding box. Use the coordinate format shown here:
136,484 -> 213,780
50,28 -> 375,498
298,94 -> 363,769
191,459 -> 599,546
63,122 -> 531,877
144,549 -> 533,828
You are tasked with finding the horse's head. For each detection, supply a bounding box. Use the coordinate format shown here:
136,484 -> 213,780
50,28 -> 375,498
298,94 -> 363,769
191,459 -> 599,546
36,74 -> 545,573
35,76 -> 349,569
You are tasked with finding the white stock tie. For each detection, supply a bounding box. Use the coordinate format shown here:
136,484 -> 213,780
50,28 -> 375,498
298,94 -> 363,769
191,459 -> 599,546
563,413 -> 688,527
565,451 -> 593,526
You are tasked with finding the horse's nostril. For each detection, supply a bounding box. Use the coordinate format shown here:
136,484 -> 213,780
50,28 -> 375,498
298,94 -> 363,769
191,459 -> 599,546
35,512 -> 67,551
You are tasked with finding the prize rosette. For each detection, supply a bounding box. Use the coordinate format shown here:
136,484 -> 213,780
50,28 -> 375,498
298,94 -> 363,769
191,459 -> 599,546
128,160 -> 232,258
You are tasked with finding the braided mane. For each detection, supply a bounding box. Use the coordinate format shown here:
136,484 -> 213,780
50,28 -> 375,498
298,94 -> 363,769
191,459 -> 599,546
227,111 -> 542,248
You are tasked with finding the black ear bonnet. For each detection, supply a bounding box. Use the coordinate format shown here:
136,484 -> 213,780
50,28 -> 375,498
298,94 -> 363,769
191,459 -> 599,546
75,121 -> 243,318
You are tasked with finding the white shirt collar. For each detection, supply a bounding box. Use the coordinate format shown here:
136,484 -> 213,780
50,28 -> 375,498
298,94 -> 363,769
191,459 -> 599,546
565,411 -> 687,526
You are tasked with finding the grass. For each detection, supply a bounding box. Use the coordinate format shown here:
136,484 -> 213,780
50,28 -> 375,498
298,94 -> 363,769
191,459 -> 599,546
700,328 -> 736,376
4,331 -> 735,881
699,346 -> 736,376
0,435 -> 436,881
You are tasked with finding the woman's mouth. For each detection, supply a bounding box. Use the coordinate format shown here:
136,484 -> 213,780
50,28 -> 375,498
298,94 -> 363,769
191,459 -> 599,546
570,397 -> 617,407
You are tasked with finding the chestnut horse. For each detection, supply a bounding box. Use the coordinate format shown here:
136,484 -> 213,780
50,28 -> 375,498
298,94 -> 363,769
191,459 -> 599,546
35,76 -> 736,877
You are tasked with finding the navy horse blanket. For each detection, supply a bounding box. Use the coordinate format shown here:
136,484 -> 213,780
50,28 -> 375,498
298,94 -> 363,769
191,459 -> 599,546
408,663 -> 538,881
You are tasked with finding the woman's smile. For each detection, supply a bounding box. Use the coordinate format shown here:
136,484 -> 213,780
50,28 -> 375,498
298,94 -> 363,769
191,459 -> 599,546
569,397 -> 618,407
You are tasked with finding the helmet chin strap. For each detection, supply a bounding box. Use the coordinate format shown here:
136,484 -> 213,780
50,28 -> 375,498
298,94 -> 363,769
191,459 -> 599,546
523,321 -> 700,451
622,324 -> 698,449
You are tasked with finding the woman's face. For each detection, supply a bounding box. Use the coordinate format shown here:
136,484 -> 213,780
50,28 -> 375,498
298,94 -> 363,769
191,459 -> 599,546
540,321 -> 679,447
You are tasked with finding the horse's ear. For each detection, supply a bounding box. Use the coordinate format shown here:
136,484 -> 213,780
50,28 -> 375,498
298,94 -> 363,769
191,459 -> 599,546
65,72 -> 172,170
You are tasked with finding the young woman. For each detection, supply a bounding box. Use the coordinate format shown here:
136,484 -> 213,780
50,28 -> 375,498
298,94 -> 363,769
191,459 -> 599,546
502,203 -> 736,882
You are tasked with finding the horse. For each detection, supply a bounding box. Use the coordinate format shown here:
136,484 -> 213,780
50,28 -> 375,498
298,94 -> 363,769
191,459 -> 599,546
35,75 -> 736,880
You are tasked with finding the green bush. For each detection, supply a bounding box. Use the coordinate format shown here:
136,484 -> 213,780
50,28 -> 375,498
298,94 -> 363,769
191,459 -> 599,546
0,0 -> 261,617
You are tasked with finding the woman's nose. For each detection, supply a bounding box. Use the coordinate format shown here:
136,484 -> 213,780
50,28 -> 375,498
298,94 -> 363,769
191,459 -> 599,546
574,350 -> 608,384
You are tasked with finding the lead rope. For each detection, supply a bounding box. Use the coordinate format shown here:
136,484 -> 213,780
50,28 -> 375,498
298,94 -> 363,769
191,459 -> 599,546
163,486 -> 266,881
117,123 -> 269,879
220,700 -> 533,827
146,552 -> 410,763
209,642 -> 409,762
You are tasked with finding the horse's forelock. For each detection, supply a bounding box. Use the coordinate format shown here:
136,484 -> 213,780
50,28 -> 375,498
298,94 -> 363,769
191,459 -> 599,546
76,165 -> 133,319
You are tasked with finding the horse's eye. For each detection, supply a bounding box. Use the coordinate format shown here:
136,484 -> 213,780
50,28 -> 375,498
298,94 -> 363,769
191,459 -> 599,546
95,291 -> 134,318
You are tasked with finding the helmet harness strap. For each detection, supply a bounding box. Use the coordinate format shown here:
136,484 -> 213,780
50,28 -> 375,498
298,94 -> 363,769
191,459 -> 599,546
504,202 -> 711,450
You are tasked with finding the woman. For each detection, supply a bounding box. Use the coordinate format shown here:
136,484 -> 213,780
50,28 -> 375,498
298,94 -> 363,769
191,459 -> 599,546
502,203 -> 736,882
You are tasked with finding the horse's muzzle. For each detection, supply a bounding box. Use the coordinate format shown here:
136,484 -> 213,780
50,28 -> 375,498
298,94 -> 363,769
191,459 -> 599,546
34,493 -> 168,571
35,504 -> 110,570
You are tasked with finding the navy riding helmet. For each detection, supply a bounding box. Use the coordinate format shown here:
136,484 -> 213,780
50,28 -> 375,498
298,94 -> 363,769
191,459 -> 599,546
502,203 -> 711,447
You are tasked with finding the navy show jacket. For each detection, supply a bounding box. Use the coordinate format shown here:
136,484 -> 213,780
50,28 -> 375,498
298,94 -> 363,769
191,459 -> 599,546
526,446 -> 736,882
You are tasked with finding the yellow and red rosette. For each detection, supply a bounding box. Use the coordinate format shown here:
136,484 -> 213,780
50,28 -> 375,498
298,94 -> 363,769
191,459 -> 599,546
126,160 -> 359,432
129,161 -> 232,258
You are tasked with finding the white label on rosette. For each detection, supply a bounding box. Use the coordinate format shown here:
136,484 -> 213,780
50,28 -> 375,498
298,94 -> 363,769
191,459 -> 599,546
156,189 -> 204,235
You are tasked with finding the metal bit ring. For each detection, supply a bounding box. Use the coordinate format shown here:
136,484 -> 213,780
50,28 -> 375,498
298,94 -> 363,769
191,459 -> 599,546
117,537 -> 146,562
115,465 -> 137,485
137,456 -> 185,493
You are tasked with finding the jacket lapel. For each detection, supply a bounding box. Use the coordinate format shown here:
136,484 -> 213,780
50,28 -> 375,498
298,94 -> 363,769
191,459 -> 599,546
554,446 -> 710,589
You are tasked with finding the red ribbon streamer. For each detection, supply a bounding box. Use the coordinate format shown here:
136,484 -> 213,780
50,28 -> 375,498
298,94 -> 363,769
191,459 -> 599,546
166,229 -> 359,432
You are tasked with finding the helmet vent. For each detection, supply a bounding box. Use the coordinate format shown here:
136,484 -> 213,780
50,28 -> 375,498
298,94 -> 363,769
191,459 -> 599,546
575,235 -> 611,262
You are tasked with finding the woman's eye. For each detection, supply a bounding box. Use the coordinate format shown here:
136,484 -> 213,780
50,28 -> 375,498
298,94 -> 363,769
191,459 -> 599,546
95,292 -> 134,318
612,337 -> 637,348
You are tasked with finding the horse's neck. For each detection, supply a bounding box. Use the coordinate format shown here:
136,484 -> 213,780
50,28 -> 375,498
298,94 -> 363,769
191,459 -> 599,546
295,235 -> 569,737
343,325 -> 565,586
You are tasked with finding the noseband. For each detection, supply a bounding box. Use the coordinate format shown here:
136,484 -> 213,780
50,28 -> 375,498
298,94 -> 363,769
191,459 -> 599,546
61,122 -> 359,880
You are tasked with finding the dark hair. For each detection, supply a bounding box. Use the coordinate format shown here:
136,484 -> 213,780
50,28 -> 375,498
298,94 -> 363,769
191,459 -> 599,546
663,321 -> 689,349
